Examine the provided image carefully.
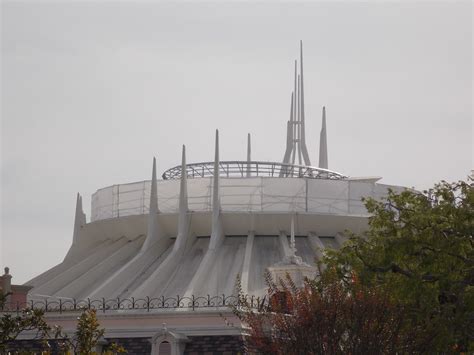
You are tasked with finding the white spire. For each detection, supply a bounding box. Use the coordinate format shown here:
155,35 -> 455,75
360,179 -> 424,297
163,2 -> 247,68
281,92 -> 294,165
209,129 -> 223,250
246,133 -> 251,177
299,40 -> 311,166
319,106 -> 328,169
212,129 -> 220,214
175,145 -> 189,251
141,157 -> 162,252
73,193 -> 86,244
297,74 -> 303,165
291,60 -> 297,165
179,145 -> 188,217
282,41 -> 311,167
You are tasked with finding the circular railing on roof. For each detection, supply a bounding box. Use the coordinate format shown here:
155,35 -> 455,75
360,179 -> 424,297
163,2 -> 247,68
162,161 -> 346,180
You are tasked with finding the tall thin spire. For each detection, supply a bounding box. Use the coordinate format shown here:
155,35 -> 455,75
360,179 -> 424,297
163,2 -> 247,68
141,157 -> 161,252
282,41 -> 311,167
209,129 -> 222,250
281,92 -> 294,165
299,40 -> 311,166
212,129 -> 220,215
179,145 -> 188,217
291,60 -> 298,165
297,74 -> 303,165
246,133 -> 251,177
319,107 -> 328,169
73,193 -> 86,244
175,145 -> 189,251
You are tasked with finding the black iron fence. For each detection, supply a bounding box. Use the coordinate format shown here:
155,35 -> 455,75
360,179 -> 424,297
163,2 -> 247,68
1,295 -> 266,314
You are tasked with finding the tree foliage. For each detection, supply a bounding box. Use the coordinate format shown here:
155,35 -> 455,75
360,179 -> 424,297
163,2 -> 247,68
236,180 -> 473,353
0,297 -> 126,354
74,309 -> 105,354
325,180 -> 473,352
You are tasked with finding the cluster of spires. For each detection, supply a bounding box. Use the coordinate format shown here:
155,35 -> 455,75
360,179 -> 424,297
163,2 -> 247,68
282,40 -> 328,170
72,41 -> 330,246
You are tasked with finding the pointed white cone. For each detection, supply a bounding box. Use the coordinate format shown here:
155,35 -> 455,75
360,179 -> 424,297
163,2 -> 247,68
297,74 -> 303,165
209,129 -> 223,250
299,40 -> 311,166
212,129 -> 220,211
179,145 -> 188,215
319,107 -> 328,169
174,145 -> 189,251
141,157 -> 162,252
291,60 -> 298,165
246,133 -> 251,177
72,193 -> 86,244
281,92 -> 294,167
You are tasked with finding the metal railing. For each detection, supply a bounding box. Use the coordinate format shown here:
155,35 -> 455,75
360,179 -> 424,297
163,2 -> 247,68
162,161 -> 346,180
1,295 -> 266,314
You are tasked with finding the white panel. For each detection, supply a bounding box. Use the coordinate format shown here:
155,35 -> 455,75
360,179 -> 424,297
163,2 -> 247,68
262,178 -> 306,212
307,180 -> 349,214
91,186 -> 115,221
187,177 -> 212,212
220,177 -> 262,212
116,181 -> 148,217
157,179 -> 180,213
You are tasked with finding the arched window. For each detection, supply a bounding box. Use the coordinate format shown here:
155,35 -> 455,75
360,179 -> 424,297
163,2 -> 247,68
159,340 -> 171,355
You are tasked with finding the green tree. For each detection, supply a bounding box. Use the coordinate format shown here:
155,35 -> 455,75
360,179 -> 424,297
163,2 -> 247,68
0,297 -> 126,354
235,180 -> 473,354
74,309 -> 105,354
0,292 -> 64,353
325,180 -> 474,352
65,308 -> 126,354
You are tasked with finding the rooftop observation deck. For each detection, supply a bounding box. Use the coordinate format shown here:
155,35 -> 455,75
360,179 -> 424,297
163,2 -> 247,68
162,161 -> 347,180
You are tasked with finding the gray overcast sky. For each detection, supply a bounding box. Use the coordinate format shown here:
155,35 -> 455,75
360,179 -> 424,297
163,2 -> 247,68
1,1 -> 472,284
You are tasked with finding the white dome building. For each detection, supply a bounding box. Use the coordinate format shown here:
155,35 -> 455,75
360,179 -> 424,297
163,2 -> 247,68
18,42 -> 405,354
